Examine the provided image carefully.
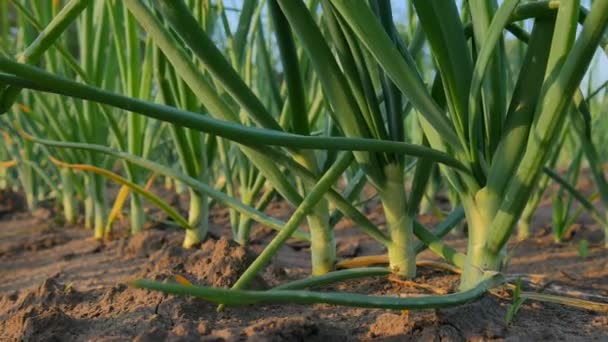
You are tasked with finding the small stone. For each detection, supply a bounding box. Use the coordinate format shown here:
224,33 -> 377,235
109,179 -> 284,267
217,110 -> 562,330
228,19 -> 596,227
32,207 -> 52,221
171,322 -> 196,337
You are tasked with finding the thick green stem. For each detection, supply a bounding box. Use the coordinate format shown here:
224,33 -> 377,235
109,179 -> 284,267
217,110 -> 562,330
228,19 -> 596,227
130,194 -> 145,234
517,193 -> 540,240
236,185 -> 275,245
94,203 -> 105,239
381,164 -> 415,278
460,193 -> 502,290
517,216 -> 531,241
175,179 -> 186,194
419,168 -> 438,215
236,219 -> 252,246
18,152 -> 36,210
164,175 -> 172,190
298,150 -> 335,276
84,174 -> 94,229
182,189 -> 209,248
235,189 -> 255,245
307,204 -> 335,276
0,168 -> 7,189
24,188 -> 36,211
386,214 -> 416,278
228,153 -> 353,294
93,175 -> 106,240
60,168 -> 77,225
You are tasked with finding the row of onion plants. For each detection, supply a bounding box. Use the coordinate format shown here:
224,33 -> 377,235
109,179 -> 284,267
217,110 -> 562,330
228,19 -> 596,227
0,0 -> 606,309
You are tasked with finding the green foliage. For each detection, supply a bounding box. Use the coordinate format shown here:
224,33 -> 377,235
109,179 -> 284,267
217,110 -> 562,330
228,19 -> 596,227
0,0 -> 606,310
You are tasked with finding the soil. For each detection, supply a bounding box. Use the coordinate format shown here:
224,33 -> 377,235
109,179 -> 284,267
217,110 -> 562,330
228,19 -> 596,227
0,188 -> 607,341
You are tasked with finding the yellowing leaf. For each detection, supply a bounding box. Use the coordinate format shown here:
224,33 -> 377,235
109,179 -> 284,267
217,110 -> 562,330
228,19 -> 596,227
0,160 -> 17,168
17,103 -> 32,114
175,274 -> 193,286
107,185 -> 131,229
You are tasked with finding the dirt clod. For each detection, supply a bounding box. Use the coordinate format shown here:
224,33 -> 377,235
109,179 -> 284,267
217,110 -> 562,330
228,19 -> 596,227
438,296 -> 506,340
126,229 -> 171,258
32,207 -> 52,222
197,321 -> 211,335
170,321 -> 200,341
0,189 -> 26,217
11,275 -> 83,313
369,312 -> 415,338
192,237 -> 261,287
18,306 -> 74,342
139,236 -> 266,289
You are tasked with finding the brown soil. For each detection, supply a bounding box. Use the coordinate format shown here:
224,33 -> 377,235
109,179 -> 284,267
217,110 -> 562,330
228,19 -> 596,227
0,193 -> 607,341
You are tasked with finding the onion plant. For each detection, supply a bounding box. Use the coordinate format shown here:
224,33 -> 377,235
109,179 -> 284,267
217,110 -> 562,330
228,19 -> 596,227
126,0 -> 338,273
328,0 -> 607,289
0,52 -> 464,274
21,0 -> 459,278
550,142 -> 584,243
156,51 -> 211,247
0,0 -> 607,310
106,1 -> 149,236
